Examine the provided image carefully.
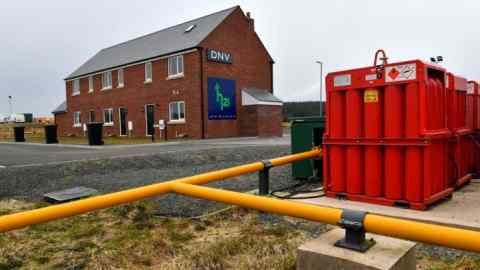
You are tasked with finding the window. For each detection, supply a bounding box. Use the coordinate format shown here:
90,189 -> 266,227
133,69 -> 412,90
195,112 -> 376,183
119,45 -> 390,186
103,108 -> 114,126
102,71 -> 112,90
117,69 -> 124,87
185,24 -> 196,33
72,79 -> 80,96
169,101 -> 185,122
89,110 -> 95,123
88,76 -> 94,93
168,55 -> 184,77
145,62 -> 152,83
73,111 -> 81,127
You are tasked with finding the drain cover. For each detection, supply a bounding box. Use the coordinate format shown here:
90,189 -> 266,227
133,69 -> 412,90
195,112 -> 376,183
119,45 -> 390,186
44,187 -> 98,203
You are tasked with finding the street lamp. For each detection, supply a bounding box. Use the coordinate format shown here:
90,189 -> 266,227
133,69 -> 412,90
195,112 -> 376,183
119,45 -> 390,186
315,61 -> 324,117
8,96 -> 13,115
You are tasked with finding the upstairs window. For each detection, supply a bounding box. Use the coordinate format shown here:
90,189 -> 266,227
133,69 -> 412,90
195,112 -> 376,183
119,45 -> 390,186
168,55 -> 184,77
103,108 -> 114,126
169,101 -> 185,122
117,69 -> 124,87
73,111 -> 81,127
145,62 -> 152,83
88,76 -> 94,93
72,79 -> 80,96
102,71 -> 112,90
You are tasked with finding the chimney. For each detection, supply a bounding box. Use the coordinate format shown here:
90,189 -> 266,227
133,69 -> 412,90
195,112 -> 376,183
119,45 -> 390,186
246,12 -> 255,31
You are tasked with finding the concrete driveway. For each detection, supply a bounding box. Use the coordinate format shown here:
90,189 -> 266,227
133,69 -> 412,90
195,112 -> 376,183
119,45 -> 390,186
0,136 -> 290,167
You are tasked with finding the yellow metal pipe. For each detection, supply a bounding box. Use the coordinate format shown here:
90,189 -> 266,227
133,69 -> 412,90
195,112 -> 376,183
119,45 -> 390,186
172,182 -> 341,225
0,149 -> 321,232
172,183 -> 480,253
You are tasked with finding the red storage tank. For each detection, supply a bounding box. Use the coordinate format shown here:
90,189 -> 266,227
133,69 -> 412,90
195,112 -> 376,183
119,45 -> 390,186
446,74 -> 473,188
467,81 -> 480,175
324,52 -> 453,210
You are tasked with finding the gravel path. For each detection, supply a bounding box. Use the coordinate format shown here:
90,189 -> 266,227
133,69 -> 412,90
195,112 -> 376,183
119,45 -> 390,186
1,144 -> 476,260
0,145 -> 294,216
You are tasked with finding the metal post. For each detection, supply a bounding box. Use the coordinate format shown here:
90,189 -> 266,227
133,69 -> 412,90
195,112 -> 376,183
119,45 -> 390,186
316,61 -> 324,116
259,160 -> 272,195
335,209 -> 375,252
8,95 -> 13,116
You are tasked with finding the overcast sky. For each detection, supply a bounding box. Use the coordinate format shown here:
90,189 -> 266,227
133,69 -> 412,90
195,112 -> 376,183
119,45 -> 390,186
1,0 -> 479,116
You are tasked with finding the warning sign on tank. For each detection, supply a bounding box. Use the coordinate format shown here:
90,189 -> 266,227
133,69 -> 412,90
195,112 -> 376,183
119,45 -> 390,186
385,64 -> 416,83
364,89 -> 379,103
467,83 -> 474,94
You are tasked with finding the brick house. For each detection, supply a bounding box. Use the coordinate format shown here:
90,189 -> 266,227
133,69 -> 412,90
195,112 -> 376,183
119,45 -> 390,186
53,6 -> 283,139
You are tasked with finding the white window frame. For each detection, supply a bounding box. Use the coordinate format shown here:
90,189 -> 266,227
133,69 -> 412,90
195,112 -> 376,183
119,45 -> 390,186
88,76 -> 94,93
101,71 -> 112,90
73,111 -> 81,127
72,79 -> 80,96
145,62 -> 152,83
169,101 -> 186,123
117,69 -> 124,88
168,55 -> 184,79
103,108 -> 114,126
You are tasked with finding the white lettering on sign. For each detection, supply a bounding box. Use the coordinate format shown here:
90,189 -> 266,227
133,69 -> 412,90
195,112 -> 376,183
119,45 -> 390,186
207,49 -> 233,64
334,74 -> 351,87
365,74 -> 377,81
385,63 -> 417,83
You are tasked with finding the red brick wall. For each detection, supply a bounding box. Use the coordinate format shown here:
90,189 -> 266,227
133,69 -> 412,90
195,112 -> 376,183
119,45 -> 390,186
200,8 -> 274,138
56,7 -> 277,140
256,105 -> 283,137
239,105 -> 283,137
57,51 -> 203,139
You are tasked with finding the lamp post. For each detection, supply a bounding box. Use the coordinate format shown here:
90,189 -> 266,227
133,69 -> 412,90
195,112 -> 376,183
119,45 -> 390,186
8,96 -> 13,116
315,61 -> 324,117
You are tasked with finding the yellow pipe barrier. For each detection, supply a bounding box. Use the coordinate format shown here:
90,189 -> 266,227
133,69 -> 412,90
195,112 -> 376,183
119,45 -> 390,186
0,149 -> 321,232
172,183 -> 480,253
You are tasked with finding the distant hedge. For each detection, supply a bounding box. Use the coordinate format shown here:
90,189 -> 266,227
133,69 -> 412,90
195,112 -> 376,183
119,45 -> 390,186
282,101 -> 325,121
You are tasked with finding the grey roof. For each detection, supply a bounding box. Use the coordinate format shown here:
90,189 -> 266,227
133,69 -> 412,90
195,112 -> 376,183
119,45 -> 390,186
243,88 -> 283,103
66,6 -> 238,80
52,101 -> 67,114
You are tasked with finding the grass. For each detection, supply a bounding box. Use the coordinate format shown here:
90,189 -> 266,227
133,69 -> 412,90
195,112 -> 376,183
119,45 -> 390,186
0,199 -> 478,269
0,200 -> 312,269
417,256 -> 480,270
0,123 -> 182,145
0,135 -> 177,145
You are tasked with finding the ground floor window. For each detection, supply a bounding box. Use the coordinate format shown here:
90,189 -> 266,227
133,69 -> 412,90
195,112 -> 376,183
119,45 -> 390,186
89,110 -> 95,123
73,111 -> 81,127
103,108 -> 114,126
169,101 -> 185,122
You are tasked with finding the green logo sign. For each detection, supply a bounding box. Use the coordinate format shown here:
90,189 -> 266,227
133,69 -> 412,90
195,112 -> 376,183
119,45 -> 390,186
208,77 -> 236,120
215,82 -> 231,111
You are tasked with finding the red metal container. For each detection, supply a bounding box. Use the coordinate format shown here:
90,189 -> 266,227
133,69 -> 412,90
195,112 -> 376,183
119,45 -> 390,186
446,74 -> 473,188
324,53 -> 453,210
467,81 -> 480,175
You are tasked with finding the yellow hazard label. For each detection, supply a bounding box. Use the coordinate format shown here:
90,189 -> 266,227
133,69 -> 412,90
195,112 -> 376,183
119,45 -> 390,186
364,89 -> 379,103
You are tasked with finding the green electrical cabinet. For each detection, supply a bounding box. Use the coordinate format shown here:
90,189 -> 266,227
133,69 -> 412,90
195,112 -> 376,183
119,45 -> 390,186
290,117 -> 325,179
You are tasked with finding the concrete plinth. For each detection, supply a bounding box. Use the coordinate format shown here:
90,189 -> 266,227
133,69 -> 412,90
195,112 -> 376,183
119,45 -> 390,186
297,229 -> 417,270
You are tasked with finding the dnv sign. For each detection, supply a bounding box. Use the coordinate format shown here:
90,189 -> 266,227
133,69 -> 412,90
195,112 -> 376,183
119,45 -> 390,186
207,49 -> 233,64
208,77 -> 236,120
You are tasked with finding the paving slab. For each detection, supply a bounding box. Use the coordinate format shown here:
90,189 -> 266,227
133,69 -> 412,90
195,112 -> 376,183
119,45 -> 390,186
295,180 -> 480,231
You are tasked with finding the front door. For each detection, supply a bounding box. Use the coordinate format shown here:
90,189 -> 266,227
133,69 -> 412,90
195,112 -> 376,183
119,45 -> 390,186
119,108 -> 128,136
146,104 -> 155,136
